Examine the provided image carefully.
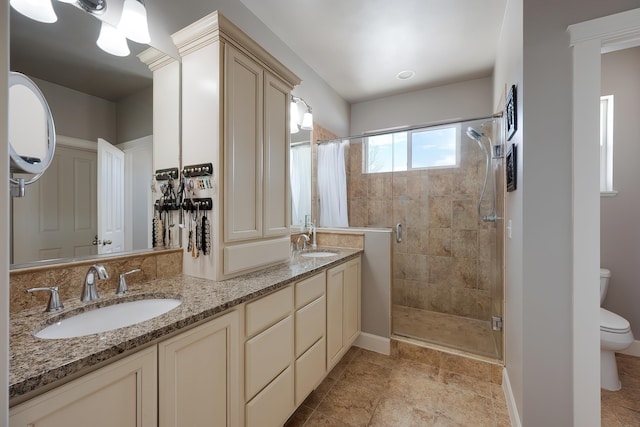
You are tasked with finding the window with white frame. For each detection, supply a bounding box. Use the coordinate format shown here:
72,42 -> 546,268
600,95 -> 614,192
364,124 -> 460,173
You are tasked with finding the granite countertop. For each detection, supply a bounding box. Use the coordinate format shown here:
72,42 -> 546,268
9,247 -> 361,403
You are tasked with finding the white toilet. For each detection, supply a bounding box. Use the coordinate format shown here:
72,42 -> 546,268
600,268 -> 634,391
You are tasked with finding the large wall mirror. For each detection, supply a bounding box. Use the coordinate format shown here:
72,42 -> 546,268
9,3 -> 175,267
290,128 -> 312,228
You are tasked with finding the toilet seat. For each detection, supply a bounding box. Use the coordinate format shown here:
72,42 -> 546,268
600,308 -> 631,334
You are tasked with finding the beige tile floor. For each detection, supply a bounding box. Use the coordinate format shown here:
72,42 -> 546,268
285,342 -> 510,427
393,305 -> 499,359
601,353 -> 640,426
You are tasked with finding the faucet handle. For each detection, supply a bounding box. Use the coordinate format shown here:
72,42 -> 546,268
26,286 -> 64,312
117,269 -> 141,295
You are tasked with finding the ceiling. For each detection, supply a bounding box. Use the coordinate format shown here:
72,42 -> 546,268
9,0 -> 508,104
239,0 -> 508,103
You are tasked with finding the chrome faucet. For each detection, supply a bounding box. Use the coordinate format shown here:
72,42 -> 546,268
308,222 -> 317,249
296,234 -> 310,251
26,286 -> 64,312
117,269 -> 141,295
81,264 -> 109,302
304,214 -> 317,249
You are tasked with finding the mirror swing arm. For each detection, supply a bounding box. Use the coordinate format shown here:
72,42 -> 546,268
9,72 -> 57,198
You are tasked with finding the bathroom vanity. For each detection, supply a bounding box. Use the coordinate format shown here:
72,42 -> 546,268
9,249 -> 361,427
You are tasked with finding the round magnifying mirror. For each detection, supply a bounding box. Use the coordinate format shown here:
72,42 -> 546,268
9,72 -> 56,176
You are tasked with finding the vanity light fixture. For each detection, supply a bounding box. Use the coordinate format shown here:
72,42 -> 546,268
118,0 -> 151,44
58,0 -> 106,14
290,95 -> 313,133
97,21 -> 130,57
10,0 -> 58,23
75,0 -> 106,15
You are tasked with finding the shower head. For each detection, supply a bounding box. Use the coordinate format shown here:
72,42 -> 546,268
466,127 -> 484,141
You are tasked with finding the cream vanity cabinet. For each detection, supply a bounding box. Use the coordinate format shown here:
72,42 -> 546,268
10,311 -> 239,427
244,286 -> 295,427
9,346 -> 158,427
158,310 -> 240,427
327,256 -> 362,370
174,11 -> 301,280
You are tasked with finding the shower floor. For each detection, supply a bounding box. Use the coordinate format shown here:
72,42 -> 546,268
392,305 -> 499,359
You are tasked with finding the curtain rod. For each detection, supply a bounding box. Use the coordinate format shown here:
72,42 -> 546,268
315,112 -> 504,145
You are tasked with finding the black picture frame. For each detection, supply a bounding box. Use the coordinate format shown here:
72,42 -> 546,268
506,84 -> 517,141
506,143 -> 517,192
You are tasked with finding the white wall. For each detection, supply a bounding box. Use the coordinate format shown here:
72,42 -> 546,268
498,0 -> 640,425
1,0 -> 8,421
601,46 -> 640,335
350,77 -> 493,135
117,86 -> 153,144
493,0 -> 523,423
147,0 -> 350,136
32,77 -> 117,143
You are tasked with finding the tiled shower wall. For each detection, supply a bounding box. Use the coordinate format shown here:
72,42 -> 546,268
347,137 -> 497,322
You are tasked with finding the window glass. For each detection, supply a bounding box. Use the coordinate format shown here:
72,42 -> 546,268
411,127 -> 457,169
364,125 -> 458,174
600,95 -> 614,192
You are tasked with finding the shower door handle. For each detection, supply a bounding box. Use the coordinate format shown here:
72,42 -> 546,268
395,223 -> 402,243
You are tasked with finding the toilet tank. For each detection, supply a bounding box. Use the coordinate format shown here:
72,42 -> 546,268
600,268 -> 611,305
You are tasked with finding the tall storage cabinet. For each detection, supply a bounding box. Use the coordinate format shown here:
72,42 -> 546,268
173,11 -> 301,281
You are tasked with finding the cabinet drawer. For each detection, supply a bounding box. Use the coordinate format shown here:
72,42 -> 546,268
295,337 -> 326,406
245,285 -> 293,337
246,365 -> 294,427
295,272 -> 325,309
295,295 -> 326,357
245,315 -> 293,401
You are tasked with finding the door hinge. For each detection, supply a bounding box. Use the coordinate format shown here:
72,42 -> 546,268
492,316 -> 503,331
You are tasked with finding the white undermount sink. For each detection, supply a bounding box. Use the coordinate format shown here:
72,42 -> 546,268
35,298 -> 182,339
301,250 -> 338,258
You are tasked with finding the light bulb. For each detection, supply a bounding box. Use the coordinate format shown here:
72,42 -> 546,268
118,0 -> 151,44
97,21 -> 130,57
10,0 -> 57,23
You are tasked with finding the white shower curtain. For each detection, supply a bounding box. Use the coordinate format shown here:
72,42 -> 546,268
290,144 -> 312,226
317,140 -> 349,227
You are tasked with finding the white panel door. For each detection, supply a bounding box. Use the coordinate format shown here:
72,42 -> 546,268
11,144 -> 97,264
97,138 -> 124,254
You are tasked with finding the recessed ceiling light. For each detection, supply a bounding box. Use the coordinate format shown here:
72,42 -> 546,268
396,70 -> 416,80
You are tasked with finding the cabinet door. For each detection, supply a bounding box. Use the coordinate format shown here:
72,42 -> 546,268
159,311 -> 239,427
263,72 -> 290,237
326,263 -> 345,370
224,44 -> 264,242
10,347 -> 157,427
344,257 -> 361,346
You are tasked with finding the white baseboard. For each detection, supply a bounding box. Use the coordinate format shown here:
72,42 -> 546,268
620,339 -> 640,357
354,332 -> 391,355
502,368 -> 522,427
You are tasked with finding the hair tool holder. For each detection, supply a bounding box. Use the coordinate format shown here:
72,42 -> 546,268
182,163 -> 214,258
153,167 -> 180,248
